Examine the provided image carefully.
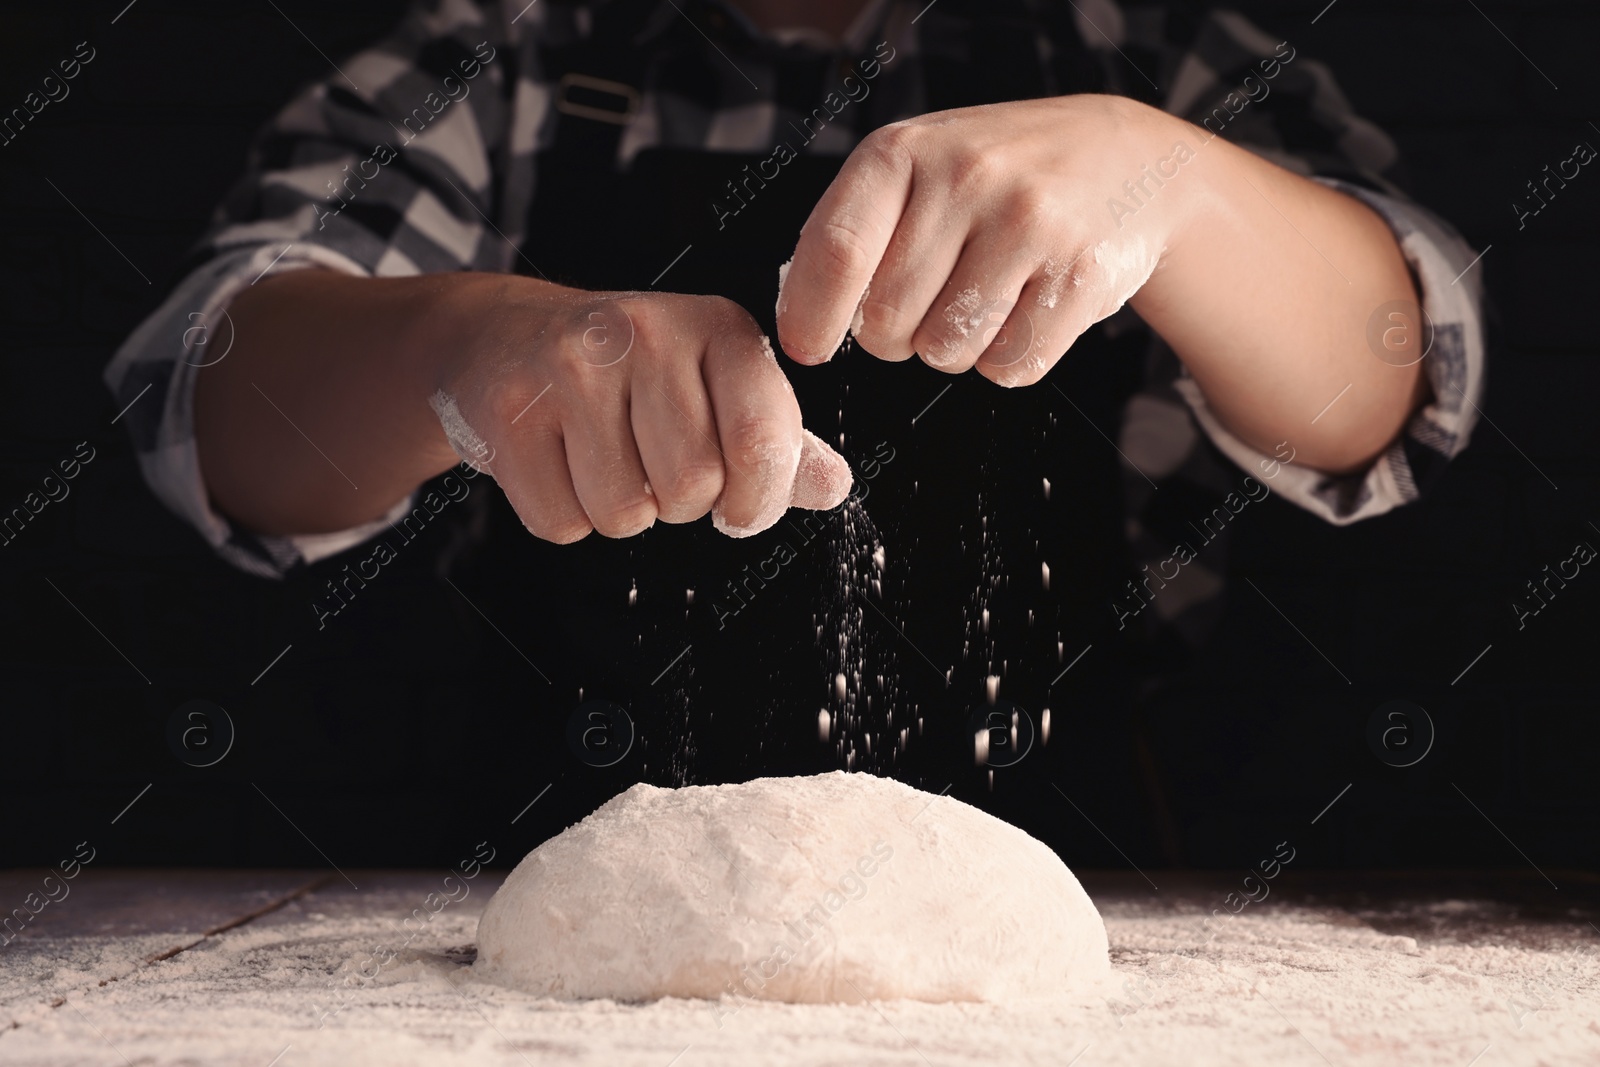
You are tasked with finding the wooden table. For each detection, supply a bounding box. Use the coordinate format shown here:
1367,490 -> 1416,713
3,869 -> 1597,1066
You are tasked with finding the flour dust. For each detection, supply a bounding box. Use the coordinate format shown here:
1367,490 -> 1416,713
813,496 -> 916,772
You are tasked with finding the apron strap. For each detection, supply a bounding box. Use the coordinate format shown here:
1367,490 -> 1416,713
542,0 -> 1108,169
540,0 -> 671,173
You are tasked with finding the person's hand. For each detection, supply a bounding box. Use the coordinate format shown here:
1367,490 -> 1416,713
776,95 -> 1200,385
435,281 -> 852,542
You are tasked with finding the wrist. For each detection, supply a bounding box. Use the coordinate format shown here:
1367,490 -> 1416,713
403,271 -> 555,472
1120,109 -> 1237,316
1122,102 -> 1215,246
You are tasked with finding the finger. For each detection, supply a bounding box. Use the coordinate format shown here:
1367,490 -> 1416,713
632,362 -> 727,524
490,417 -> 594,544
561,379 -> 659,539
974,247 -> 1097,388
777,124 -> 914,365
977,238 -> 1162,388
790,429 -> 852,510
703,320 -> 804,537
973,275 -> 1074,388
848,185 -> 967,363
910,235 -> 1035,374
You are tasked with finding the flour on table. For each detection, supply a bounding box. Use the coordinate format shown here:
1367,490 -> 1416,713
474,772 -> 1110,1003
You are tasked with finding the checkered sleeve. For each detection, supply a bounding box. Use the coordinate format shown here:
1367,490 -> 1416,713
103,0 -> 543,578
1126,6 -> 1487,523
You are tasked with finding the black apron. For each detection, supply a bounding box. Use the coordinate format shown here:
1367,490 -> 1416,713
454,0 -> 1148,828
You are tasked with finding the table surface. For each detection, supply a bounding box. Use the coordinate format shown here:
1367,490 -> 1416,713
3,868 -> 1598,1066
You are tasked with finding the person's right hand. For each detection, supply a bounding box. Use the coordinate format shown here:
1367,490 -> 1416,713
433,279 -> 853,543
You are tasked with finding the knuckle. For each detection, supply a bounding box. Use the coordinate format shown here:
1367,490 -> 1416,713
948,146 -> 1000,198
549,520 -> 594,544
589,498 -> 655,539
855,297 -> 916,357
1002,185 -> 1055,233
482,379 -> 536,428
813,216 -> 877,277
615,293 -> 657,330
981,350 -> 1051,388
911,331 -> 963,371
913,290 -> 986,369
858,121 -> 919,170
699,293 -> 746,324
658,461 -> 725,509
601,296 -> 661,361
701,295 -> 763,343
918,343 -> 970,373
549,331 -> 595,376
720,414 -> 785,472
1067,253 -> 1098,289
530,513 -> 593,544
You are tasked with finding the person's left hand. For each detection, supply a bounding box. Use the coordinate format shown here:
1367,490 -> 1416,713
775,94 -> 1200,385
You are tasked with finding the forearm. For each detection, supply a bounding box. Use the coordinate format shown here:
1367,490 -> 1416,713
199,270 -> 529,535
1131,122 -> 1424,474
198,269 -> 852,544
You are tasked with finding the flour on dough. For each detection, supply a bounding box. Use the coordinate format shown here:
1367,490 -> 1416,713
473,771 -> 1110,1004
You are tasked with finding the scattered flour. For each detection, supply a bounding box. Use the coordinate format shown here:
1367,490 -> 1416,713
815,495 -> 911,771
1036,239 -> 1163,320
1038,256 -> 1074,309
924,286 -> 985,367
7,872 -> 1600,1066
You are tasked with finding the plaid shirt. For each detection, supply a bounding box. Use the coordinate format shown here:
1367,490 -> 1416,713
106,0 -> 1486,649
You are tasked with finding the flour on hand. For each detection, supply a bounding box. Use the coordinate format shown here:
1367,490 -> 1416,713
428,389 -> 492,472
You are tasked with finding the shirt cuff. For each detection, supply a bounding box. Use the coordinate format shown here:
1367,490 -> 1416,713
103,242 -> 418,578
1172,179 -> 1487,525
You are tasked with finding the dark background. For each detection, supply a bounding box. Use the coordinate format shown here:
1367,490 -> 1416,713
2,0 -> 1597,894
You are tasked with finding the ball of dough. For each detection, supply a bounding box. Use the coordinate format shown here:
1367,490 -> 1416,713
473,772 -> 1109,1003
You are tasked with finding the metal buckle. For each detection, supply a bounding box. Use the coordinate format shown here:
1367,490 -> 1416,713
555,72 -> 640,125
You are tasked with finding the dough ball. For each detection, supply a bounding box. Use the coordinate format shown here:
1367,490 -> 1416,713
473,772 -> 1109,1003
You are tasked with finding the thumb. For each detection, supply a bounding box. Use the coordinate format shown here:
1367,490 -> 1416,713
790,429 -> 853,510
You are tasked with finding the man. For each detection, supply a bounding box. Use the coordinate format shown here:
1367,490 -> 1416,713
107,0 -> 1483,586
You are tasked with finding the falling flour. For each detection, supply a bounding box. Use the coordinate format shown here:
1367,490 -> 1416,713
473,772 -> 1110,1003
814,496 -> 911,771
962,475 -> 1007,723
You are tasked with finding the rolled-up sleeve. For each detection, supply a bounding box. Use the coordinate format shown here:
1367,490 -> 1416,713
1145,7 -> 1488,523
105,245 -> 425,578
1173,180 -> 1486,523
104,0 -> 532,577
